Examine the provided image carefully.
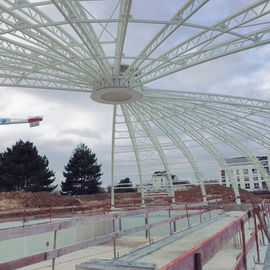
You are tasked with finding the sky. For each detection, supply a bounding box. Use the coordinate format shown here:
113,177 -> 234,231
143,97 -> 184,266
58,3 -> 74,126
0,0 -> 270,189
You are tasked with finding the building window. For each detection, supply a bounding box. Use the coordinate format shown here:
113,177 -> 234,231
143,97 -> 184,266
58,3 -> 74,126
254,183 -> 259,189
238,184 -> 241,188
245,183 -> 250,189
236,169 -> 239,175
262,161 -> 268,166
237,177 -> 240,182
222,179 -> 226,183
243,169 -> 249,174
244,176 -> 249,181
223,184 -> 226,187
261,176 -> 264,180
221,170 -> 225,177
253,176 -> 258,181
252,168 -> 257,174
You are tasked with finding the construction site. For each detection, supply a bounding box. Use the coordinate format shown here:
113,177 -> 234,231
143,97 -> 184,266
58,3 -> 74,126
0,186 -> 269,269
1,0 -> 270,269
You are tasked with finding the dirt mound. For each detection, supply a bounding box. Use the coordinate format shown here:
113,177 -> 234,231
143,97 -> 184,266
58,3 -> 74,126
0,190 -> 81,210
0,184 -> 263,211
175,184 -> 261,204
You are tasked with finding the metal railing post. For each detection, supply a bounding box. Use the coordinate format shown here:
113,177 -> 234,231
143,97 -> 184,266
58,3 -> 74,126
253,210 -> 260,264
52,230 -> 57,270
173,209 -> 176,233
119,217 -> 122,231
23,208 -> 26,227
145,213 -> 148,239
146,213 -> 151,244
208,201 -> 211,220
186,203 -> 190,228
262,201 -> 269,226
49,207 -> 52,223
261,203 -> 269,236
112,218 -> 117,259
168,209 -> 172,235
240,219 -> 247,270
194,252 -> 202,270
259,221 -> 266,246
173,219 -> 176,233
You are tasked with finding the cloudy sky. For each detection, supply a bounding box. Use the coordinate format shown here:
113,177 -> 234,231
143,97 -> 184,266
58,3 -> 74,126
0,0 -> 270,188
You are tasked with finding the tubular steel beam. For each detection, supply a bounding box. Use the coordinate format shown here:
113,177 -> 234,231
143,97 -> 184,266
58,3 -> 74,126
122,0 -> 209,79
131,0 -> 270,85
114,0 -> 132,79
127,104 -> 176,203
110,104 -> 117,209
133,102 -> 207,202
121,104 -> 145,206
138,99 -> 241,204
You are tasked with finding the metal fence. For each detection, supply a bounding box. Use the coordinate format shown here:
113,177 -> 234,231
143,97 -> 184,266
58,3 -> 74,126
0,202 -> 218,270
0,203 -> 107,225
160,201 -> 269,270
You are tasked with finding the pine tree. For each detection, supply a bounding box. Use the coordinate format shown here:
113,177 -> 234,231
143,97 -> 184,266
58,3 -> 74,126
0,140 -> 57,192
61,143 -> 102,195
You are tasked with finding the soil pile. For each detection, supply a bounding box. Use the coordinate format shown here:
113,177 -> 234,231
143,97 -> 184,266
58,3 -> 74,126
0,190 -> 81,210
175,184 -> 261,204
0,184 -> 263,211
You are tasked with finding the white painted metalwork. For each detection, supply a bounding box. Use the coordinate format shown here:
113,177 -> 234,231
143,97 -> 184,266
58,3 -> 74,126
1,0 -> 270,205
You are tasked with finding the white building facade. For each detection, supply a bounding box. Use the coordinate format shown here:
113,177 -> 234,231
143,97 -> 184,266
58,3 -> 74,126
149,171 -> 194,191
219,156 -> 270,191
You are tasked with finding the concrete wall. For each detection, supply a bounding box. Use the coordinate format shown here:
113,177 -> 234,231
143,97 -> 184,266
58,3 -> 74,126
0,218 -> 112,263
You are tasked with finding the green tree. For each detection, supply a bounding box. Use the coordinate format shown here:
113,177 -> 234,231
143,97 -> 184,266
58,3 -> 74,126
115,177 -> 136,193
0,140 -> 57,192
61,143 -> 102,195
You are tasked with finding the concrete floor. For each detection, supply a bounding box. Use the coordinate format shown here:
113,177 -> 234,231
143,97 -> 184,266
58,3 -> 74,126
122,211 -> 245,269
21,245 -> 132,270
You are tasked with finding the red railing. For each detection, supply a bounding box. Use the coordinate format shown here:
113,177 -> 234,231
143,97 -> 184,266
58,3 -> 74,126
160,201 -> 269,270
0,203 -> 108,225
0,198 -> 223,226
0,202 -> 219,270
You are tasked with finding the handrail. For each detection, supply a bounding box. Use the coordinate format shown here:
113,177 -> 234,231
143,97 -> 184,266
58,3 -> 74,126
160,201 -> 268,270
0,199 -> 221,225
0,202 -> 107,224
0,203 -> 210,241
0,203 -> 218,269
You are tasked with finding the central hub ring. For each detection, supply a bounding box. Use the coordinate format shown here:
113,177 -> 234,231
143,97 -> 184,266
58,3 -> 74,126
91,87 -> 142,104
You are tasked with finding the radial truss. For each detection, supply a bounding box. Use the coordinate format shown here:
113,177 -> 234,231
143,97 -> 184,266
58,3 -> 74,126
1,0 -> 270,205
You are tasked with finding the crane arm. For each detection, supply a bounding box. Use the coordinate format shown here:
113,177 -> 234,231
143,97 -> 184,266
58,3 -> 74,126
0,116 -> 43,127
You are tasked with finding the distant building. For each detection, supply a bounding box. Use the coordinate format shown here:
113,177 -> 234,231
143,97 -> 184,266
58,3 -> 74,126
219,156 -> 270,191
202,179 -> 219,185
147,171 -> 195,192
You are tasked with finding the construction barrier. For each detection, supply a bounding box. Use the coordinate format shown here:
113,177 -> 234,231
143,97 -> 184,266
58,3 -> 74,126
0,202 -> 218,270
0,202 -> 108,225
160,201 -> 269,270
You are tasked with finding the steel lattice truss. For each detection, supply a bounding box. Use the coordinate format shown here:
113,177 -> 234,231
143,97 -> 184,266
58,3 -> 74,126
1,0 -> 270,205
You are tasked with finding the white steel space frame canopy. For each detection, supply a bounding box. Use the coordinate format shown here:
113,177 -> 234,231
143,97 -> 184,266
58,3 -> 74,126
1,0 -> 270,205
